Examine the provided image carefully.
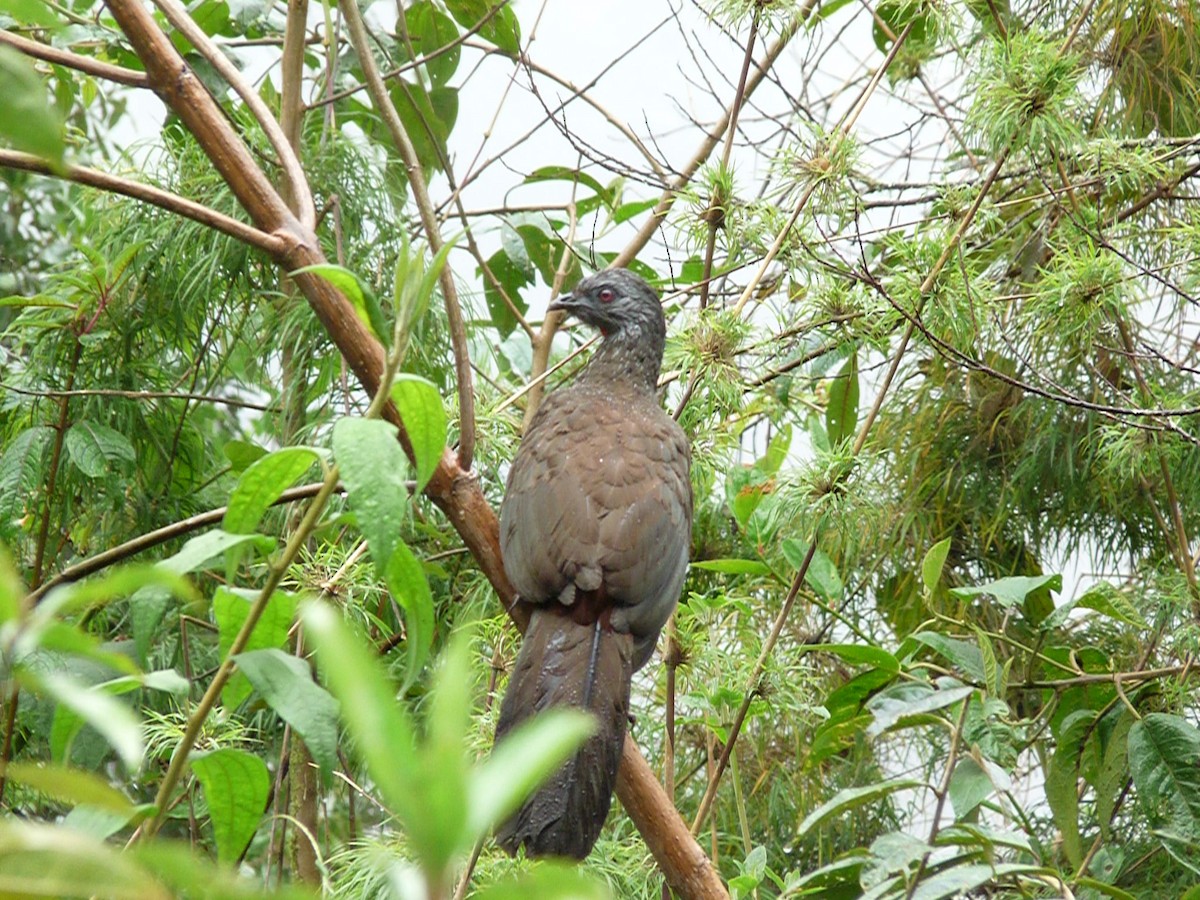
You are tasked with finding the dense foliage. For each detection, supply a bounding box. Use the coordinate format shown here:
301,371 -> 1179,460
2,0 -> 1200,897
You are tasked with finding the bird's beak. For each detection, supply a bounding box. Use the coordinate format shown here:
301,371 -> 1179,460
548,292 -> 582,313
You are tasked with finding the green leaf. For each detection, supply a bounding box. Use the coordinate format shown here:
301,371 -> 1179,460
471,708 -> 594,840
523,166 -> 614,209
160,529 -> 275,575
0,46 -> 65,169
0,425 -> 52,536
213,587 -> 298,707
0,820 -> 168,899
1076,582 -> 1146,628
866,682 -> 975,738
1,761 -> 135,814
33,671 -> 144,771
1128,713 -> 1200,858
479,247 -> 532,338
949,574 -> 1061,625
804,547 -> 843,601
223,439 -> 268,473
798,643 -> 900,674
947,757 -> 994,819
796,778 -> 923,839
825,351 -> 859,445
301,600 -> 417,822
190,748 -> 270,865
921,538 -> 952,593
405,1 -> 461,88
223,447 -> 319,534
383,540 -> 435,689
235,648 -> 340,779
389,78 -> 456,175
907,632 -> 987,682
1046,709 -> 1095,868
63,420 -> 136,478
444,0 -> 520,56
910,863 -> 1042,900
973,626 -> 1000,697
390,374 -> 446,492
291,263 -> 388,346
332,416 -> 410,568
613,198 -> 659,224
690,558 -> 772,576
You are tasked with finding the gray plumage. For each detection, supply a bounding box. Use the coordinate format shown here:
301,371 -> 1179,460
494,269 -> 692,859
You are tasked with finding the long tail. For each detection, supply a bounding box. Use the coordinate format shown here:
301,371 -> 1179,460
494,607 -> 633,859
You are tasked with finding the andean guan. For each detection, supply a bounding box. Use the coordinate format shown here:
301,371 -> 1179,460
494,268 -> 693,859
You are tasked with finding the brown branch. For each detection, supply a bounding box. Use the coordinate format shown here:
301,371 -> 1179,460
0,150 -> 286,255
0,28 -> 149,86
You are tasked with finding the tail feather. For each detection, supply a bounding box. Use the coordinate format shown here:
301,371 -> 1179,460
495,607 -> 633,859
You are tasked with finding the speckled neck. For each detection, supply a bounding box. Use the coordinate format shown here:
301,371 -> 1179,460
578,312 -> 665,395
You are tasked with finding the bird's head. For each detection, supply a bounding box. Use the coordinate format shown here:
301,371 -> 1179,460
549,269 -> 664,339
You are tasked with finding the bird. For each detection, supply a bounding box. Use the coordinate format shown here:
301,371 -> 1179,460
494,268 -> 693,859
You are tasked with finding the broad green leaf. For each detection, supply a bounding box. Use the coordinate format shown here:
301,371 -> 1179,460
34,671 -> 144,770
64,420 -> 136,478
0,820 -> 169,899
804,547 -> 843,601
190,748 -> 270,865
292,264 -> 387,346
949,573 -> 1062,623
1128,713 -> 1200,857
444,0 -> 520,56
160,529 -> 275,575
947,757 -> 993,819
0,546 -> 22,625
234,648 -> 340,779
690,558 -> 772,576
524,166 -> 614,209
866,682 -> 975,738
797,778 -> 923,839
1,761 -> 134,814
223,447 -> 319,534
332,416 -> 410,568
1075,876 -> 1136,900
301,600 -> 417,820
390,374 -> 446,492
479,247 -> 532,337
406,2 -> 461,88
907,632 -> 986,682
973,626 -> 1000,697
921,538 -> 952,593
384,540 -> 435,689
470,708 -> 594,840
213,587 -> 298,707
825,351 -> 859,445
910,863 -> 1042,900
223,439 -> 268,472
798,643 -> 900,674
0,425 -> 53,531
1076,582 -> 1146,628
613,198 -> 658,224
0,46 -> 65,168
1046,709 -> 1095,868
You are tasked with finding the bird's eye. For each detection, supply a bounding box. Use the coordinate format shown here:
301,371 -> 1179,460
598,287 -> 616,303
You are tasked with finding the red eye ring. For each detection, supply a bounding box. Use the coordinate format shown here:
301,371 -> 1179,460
598,287 -> 616,303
